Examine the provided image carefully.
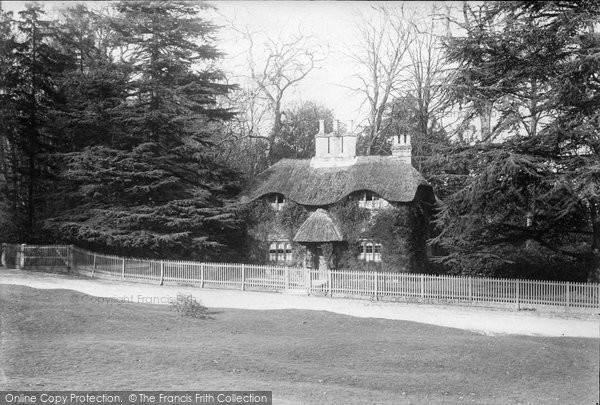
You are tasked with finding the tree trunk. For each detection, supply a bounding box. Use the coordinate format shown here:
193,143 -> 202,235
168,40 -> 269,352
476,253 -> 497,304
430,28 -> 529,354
267,101 -> 283,166
0,136 -> 6,186
588,199 -> 600,283
479,100 -> 493,142
27,154 -> 34,232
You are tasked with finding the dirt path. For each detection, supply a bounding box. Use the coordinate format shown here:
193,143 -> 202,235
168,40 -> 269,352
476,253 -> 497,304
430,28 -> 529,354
1,268 -> 598,338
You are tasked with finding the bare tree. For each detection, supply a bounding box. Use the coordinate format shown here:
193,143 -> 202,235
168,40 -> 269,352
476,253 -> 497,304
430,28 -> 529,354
226,23 -> 327,167
215,85 -> 273,178
395,5 -> 455,170
345,4 -> 414,155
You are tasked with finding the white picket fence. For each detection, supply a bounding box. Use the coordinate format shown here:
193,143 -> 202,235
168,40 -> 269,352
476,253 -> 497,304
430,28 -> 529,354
2,244 -> 599,311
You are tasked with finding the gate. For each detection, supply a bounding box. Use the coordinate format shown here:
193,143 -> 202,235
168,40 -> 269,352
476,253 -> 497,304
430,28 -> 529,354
285,268 -> 330,295
1,243 -> 19,268
286,268 -> 310,293
22,245 -> 70,270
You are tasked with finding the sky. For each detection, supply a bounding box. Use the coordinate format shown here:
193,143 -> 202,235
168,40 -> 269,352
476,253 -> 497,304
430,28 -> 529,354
2,1 -> 460,124
213,1 -> 456,122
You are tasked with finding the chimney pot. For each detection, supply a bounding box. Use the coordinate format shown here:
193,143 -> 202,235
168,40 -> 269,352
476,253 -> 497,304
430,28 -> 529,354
391,133 -> 412,165
311,116 -> 358,166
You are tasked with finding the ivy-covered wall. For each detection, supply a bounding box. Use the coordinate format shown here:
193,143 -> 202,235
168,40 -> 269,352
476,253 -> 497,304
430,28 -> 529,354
329,198 -> 430,273
241,196 -> 432,272
241,199 -> 309,266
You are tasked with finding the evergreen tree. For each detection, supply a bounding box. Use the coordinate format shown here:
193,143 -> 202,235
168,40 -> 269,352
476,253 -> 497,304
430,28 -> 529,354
0,4 -> 71,241
433,1 -> 600,281
0,7 -> 17,240
52,4 -> 131,151
46,1 -> 241,259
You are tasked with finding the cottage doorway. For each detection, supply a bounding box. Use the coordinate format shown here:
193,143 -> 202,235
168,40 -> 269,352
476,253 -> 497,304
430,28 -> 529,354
305,244 -> 319,269
316,246 -> 328,270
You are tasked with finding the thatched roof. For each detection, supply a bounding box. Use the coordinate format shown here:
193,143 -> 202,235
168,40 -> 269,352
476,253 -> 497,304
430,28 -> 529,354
293,209 -> 343,243
240,156 -> 431,206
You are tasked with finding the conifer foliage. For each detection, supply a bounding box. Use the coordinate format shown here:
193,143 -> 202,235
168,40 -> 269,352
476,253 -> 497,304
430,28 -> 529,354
47,1 -> 240,259
434,1 -> 600,281
0,1 -> 241,259
0,4 -> 72,241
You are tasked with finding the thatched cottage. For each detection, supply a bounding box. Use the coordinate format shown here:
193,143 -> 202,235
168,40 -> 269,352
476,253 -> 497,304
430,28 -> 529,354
240,120 -> 435,272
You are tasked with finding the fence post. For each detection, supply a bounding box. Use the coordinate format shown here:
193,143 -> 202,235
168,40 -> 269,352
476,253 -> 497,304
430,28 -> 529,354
67,245 -> 73,272
241,264 -> 245,291
160,261 -> 164,286
328,269 -> 332,297
200,263 -> 204,288
420,274 -> 425,300
565,281 -> 570,310
374,272 -> 379,301
468,276 -> 473,302
516,279 -> 520,310
92,253 -> 96,277
306,268 -> 311,295
285,267 -> 290,291
121,258 -> 125,280
19,244 -> 26,269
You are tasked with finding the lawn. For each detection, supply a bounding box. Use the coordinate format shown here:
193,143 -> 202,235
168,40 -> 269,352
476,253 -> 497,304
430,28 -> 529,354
0,285 -> 598,404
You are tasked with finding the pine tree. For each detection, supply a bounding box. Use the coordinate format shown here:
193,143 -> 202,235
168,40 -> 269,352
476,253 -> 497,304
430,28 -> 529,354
46,1 -> 241,259
433,1 -> 600,281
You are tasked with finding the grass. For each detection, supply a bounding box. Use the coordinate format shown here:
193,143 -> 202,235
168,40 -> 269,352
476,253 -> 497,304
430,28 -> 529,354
0,285 -> 598,404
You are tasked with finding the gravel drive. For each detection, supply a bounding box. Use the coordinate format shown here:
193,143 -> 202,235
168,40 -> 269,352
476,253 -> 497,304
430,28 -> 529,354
1,268 -> 598,338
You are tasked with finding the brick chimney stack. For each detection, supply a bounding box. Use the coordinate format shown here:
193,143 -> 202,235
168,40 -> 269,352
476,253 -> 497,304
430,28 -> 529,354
312,118 -> 358,168
391,134 -> 412,165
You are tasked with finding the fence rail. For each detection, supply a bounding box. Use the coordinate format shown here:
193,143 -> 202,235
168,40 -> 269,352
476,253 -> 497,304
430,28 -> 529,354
2,244 -> 599,311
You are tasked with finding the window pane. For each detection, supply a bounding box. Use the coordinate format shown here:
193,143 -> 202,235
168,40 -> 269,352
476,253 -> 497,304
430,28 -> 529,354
284,243 -> 292,261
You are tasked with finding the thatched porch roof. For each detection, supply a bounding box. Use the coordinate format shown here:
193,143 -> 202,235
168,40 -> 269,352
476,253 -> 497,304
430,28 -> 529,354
240,156 -> 431,206
293,209 -> 343,243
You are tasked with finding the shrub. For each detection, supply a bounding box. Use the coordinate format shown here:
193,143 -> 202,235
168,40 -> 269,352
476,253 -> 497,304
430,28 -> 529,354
171,293 -> 211,319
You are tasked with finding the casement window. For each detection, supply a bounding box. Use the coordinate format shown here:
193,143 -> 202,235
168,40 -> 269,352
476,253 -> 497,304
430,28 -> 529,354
357,191 -> 389,210
269,241 -> 292,263
268,194 -> 286,211
358,240 -> 382,262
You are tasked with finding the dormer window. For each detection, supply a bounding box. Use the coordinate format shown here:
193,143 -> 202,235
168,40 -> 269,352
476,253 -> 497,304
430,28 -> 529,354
268,193 -> 286,211
357,191 -> 389,210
